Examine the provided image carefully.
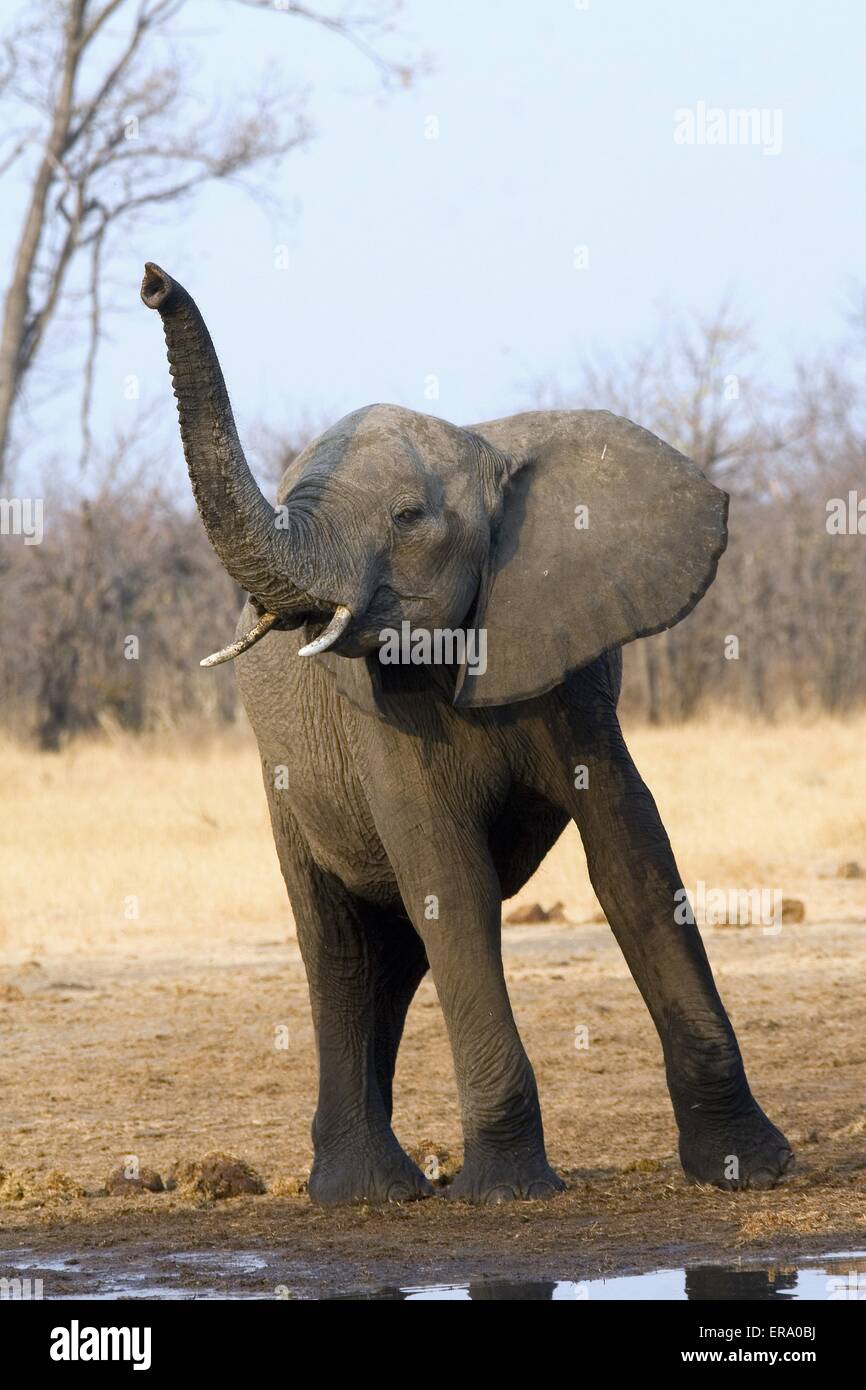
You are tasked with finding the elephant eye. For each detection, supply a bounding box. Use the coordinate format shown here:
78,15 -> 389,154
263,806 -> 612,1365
392,503 -> 425,527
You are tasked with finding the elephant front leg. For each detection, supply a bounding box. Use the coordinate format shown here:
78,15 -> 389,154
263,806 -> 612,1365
568,709 -> 793,1191
384,828 -> 564,1203
285,862 -> 433,1205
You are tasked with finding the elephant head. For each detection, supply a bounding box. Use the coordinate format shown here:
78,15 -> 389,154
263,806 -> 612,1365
141,263 -> 727,710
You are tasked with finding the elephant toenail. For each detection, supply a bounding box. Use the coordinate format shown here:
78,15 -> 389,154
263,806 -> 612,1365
527,1180 -> 557,1198
486,1185 -> 516,1204
746,1168 -> 776,1190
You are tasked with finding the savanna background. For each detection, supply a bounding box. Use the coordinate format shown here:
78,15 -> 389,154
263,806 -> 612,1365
0,0 -> 864,1297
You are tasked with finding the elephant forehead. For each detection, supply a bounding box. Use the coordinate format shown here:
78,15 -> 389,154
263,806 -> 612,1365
339,404 -> 470,469
278,404 -> 470,502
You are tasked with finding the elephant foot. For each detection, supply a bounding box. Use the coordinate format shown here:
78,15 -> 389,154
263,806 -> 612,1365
445,1149 -> 566,1204
309,1130 -> 434,1206
678,1100 -> 794,1191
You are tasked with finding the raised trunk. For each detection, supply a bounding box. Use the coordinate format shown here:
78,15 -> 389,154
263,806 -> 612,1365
141,263 -> 316,615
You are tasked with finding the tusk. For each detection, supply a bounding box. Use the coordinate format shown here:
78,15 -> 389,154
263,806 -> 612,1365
200,611 -> 279,668
297,605 -> 352,657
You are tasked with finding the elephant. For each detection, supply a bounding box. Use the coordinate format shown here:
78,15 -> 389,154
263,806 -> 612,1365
140,262 -> 793,1204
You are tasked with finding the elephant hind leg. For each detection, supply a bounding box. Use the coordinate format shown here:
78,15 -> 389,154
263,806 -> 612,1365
369,909 -> 429,1123
550,674 -> 793,1191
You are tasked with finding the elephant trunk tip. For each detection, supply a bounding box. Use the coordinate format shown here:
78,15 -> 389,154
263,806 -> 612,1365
141,262 -> 175,311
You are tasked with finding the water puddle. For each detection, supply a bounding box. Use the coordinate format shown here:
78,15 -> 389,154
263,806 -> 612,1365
1,1248 -> 863,1300
0,1248 -> 273,1300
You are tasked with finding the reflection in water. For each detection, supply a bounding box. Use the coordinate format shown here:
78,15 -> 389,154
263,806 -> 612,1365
467,1280 -> 557,1301
684,1266 -> 798,1300
328,1253 -> 866,1301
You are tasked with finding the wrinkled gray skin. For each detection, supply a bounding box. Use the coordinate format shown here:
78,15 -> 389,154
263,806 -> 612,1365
141,264 -> 793,1204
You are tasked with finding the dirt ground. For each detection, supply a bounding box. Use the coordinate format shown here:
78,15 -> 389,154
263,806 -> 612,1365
1,718 -> 865,1297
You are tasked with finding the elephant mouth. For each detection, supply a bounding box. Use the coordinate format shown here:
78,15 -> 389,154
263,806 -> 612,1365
297,605 -> 353,657
199,581 -> 434,670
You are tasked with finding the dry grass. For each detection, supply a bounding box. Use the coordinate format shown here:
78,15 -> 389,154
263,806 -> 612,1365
3,714 -> 865,961
0,728 -> 287,959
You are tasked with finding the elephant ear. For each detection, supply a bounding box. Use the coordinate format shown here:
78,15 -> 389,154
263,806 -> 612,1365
455,410 -> 728,708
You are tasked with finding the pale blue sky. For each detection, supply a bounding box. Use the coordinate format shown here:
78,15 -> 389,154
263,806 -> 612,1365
3,0 -> 864,485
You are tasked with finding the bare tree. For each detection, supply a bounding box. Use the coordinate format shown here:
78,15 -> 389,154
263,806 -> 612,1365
0,0 -> 416,482
0,433 -> 243,746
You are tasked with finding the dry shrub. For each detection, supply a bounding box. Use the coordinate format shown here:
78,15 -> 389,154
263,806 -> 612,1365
167,1152 -> 265,1200
0,1168 -> 85,1205
104,1165 -> 165,1196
